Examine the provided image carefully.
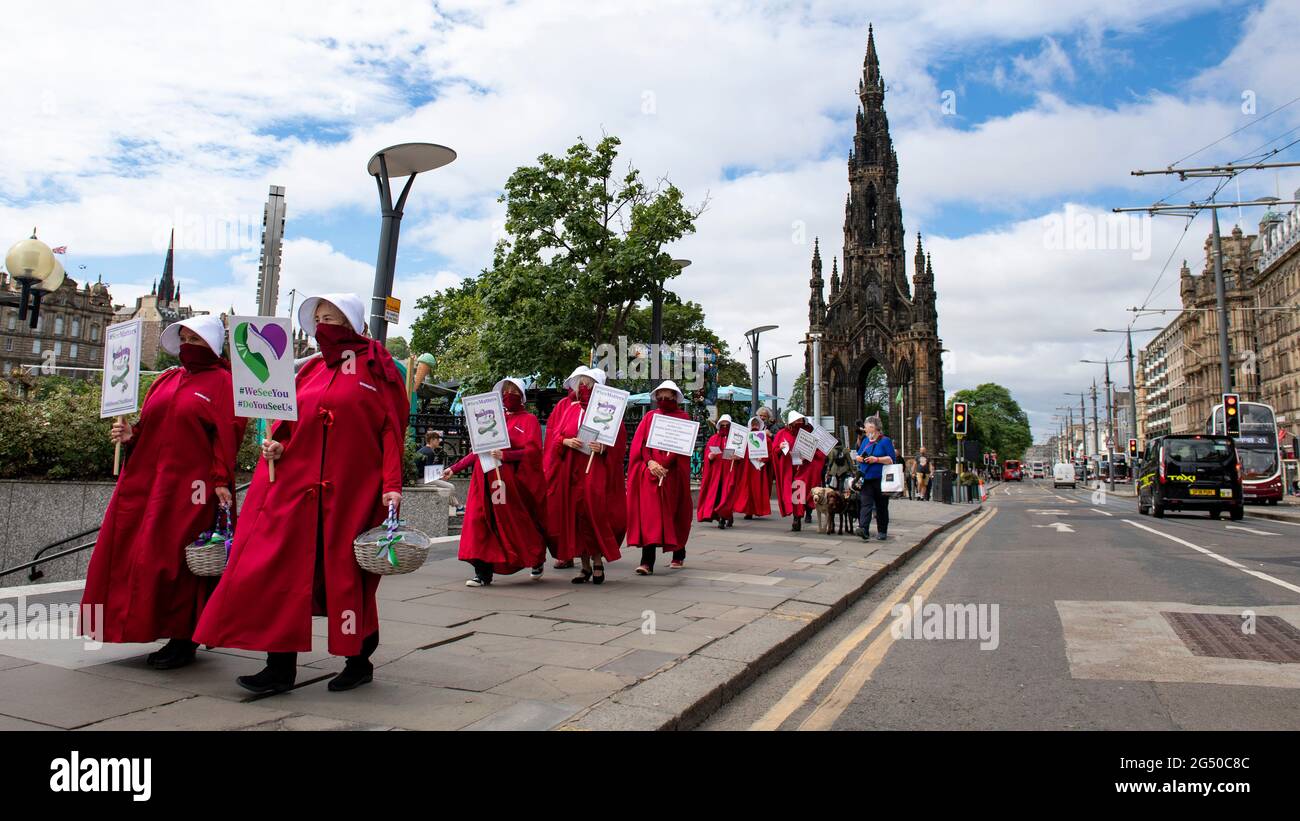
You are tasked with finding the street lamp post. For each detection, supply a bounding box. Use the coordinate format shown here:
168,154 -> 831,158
765,353 -> 791,419
1095,326 -> 1162,489
3,231 -> 58,330
1081,358 -> 1123,489
745,325 -> 778,420
653,259 -> 691,354
367,143 -> 456,344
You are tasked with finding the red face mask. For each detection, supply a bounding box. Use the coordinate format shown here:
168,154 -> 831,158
578,383 -> 593,405
179,342 -> 220,372
718,423 -> 729,437
503,392 -> 523,412
314,321 -> 366,367
657,397 -> 679,413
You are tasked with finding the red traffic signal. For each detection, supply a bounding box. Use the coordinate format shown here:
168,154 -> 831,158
1128,438 -> 1138,459
1223,393 -> 1240,435
952,402 -> 968,436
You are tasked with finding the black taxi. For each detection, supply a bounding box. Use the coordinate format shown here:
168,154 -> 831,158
1137,434 -> 1243,520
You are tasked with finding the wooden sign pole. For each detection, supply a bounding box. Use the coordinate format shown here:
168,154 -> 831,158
112,416 -> 123,476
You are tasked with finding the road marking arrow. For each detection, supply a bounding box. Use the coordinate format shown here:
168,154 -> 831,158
1224,525 -> 1276,536
1034,522 -> 1075,533
1028,509 -> 1070,515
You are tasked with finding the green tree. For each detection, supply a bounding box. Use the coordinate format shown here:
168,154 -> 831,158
385,335 -> 410,360
621,300 -> 747,392
408,276 -> 491,390
788,373 -> 806,413
945,383 -> 1032,464
477,135 -> 705,385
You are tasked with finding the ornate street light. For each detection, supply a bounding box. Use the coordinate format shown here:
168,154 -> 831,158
3,230 -> 59,328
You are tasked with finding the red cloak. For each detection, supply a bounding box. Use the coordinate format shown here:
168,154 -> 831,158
81,364 -> 245,643
451,409 -> 547,575
771,427 -> 827,517
696,429 -> 743,521
193,349 -> 408,657
732,430 -> 773,517
626,409 -> 694,551
545,400 -> 627,562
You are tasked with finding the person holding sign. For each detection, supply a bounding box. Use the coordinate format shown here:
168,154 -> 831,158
542,365 -> 587,569
81,315 -> 245,670
194,293 -> 408,695
772,410 -> 825,532
629,380 -> 696,573
854,414 -> 896,541
697,414 -> 743,529
545,367 -> 627,584
732,416 -> 773,520
444,377 -> 547,587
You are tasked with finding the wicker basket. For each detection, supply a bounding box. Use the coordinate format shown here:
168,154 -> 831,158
353,503 -> 432,576
185,504 -> 233,577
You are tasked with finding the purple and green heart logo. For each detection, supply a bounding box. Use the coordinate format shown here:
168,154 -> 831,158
234,322 -> 288,383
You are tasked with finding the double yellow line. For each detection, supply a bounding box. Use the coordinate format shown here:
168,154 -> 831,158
750,507 -> 998,731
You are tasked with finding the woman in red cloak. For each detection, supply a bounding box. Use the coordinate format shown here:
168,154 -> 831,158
543,365 -> 585,569
629,380 -> 695,573
545,367 -> 627,583
444,377 -> 547,587
193,293 -> 408,695
80,315 -> 244,670
732,415 -> 773,520
772,410 -> 826,532
696,414 -> 742,529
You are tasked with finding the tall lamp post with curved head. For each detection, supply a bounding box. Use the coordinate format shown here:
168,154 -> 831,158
367,143 -> 457,344
745,325 -> 777,419
3,231 -> 60,329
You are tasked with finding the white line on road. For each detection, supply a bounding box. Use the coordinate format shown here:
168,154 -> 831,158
1090,508 -> 1113,516
1224,525 -> 1277,536
1033,522 -> 1075,533
1123,519 -> 1300,595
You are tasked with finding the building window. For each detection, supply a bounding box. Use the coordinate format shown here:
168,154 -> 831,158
5,312 -> 13,331
54,341 -> 62,357
71,317 -> 80,337
54,315 -> 64,335
3,337 -> 10,352
91,324 -> 100,342
69,343 -> 78,360
31,339 -> 40,354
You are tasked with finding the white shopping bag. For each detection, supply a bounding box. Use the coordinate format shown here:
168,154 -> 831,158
881,463 -> 905,494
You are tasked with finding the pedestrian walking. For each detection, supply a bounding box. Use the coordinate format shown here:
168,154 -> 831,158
193,293 -> 408,695
854,415 -> 897,541
543,365 -> 587,569
915,446 -> 932,501
697,414 -> 742,529
772,410 -> 825,532
80,314 -> 246,670
629,381 -> 694,573
445,378 -> 548,587
732,415 -> 773,520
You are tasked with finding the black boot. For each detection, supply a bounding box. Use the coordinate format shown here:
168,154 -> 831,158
237,652 -> 297,695
792,517 -> 802,532
149,638 -> 198,670
329,631 -> 378,692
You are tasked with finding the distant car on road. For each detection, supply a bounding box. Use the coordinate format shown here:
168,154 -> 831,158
1137,434 -> 1243,520
1002,460 -> 1022,481
1052,462 -> 1076,489
1031,461 -> 1045,479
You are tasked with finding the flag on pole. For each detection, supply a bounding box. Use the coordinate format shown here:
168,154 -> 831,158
51,246 -> 67,254
895,386 -> 904,403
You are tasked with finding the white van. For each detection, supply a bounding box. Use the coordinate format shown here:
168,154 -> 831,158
1052,462 -> 1076,489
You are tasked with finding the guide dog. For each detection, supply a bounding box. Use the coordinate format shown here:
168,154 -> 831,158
810,486 -> 844,534
840,477 -> 863,535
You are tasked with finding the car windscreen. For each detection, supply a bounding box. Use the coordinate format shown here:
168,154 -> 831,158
1163,439 -> 1234,466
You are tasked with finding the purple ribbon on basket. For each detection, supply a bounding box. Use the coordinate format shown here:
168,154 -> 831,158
375,501 -> 404,568
193,503 -> 233,556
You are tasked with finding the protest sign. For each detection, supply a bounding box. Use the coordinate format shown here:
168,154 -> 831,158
101,319 -> 143,476
229,317 -> 298,482
646,414 -> 700,486
578,384 -> 630,473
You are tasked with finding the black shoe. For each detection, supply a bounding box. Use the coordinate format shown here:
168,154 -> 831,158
237,664 -> 296,695
725,518 -> 734,528
717,518 -> 726,529
792,518 -> 802,532
571,569 -> 593,584
857,528 -> 870,541
328,659 -> 374,692
876,532 -> 888,541
744,514 -> 753,520
592,564 -> 606,585
150,639 -> 198,670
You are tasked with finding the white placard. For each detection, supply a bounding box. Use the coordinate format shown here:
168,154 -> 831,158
646,413 -> 700,457
793,428 -> 818,462
423,465 -> 444,484
100,319 -> 142,418
229,316 -> 298,421
578,384 -> 630,447
724,422 -> 748,458
813,426 -> 837,455
746,429 -> 769,459
477,452 -> 501,473
463,391 -> 512,453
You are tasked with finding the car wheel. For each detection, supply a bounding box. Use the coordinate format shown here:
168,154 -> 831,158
1230,506 -> 1244,521
1138,502 -> 1149,515
1153,501 -> 1165,518
1267,499 -> 1279,506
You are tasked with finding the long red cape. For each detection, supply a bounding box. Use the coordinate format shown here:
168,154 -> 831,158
544,400 -> 627,561
194,350 -> 407,656
771,427 -> 828,517
81,365 -> 245,643
732,430 -> 773,517
696,429 -> 743,521
626,409 -> 694,551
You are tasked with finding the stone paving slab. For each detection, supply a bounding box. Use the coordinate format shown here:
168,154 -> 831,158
0,498 -> 976,732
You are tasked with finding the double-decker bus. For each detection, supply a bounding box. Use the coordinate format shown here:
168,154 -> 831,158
1207,400 -> 1284,504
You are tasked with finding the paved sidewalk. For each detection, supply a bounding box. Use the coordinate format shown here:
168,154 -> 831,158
0,500 -> 975,731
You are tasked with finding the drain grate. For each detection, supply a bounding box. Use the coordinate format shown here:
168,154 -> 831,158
1162,612 -> 1300,663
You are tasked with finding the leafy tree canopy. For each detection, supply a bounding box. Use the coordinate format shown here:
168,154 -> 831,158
945,382 -> 1032,464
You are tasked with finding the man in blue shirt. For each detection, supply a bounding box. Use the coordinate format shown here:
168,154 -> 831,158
854,415 -> 897,540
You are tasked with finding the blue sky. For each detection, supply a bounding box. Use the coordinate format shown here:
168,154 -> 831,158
3,0 -> 1297,443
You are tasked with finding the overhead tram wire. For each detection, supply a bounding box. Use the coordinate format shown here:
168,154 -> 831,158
1168,93 -> 1300,169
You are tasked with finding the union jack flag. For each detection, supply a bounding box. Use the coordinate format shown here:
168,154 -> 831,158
51,246 -> 67,254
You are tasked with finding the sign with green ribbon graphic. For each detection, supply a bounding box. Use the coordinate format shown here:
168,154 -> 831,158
228,316 -> 298,422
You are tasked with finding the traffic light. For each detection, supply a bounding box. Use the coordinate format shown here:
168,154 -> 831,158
1223,393 -> 1240,435
952,402 -> 968,436
1128,438 -> 1138,460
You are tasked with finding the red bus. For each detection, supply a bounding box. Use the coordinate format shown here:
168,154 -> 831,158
1207,401 -> 1284,504
1002,460 -> 1022,481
